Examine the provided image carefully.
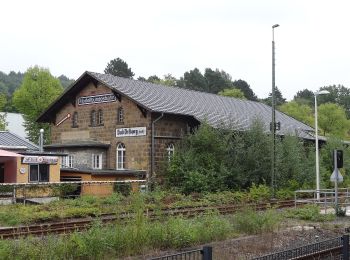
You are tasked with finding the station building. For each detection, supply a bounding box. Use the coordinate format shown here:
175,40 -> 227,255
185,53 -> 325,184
0,131 -> 61,184
37,71 -> 315,184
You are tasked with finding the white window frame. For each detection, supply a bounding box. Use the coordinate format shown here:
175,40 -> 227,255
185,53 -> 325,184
92,154 -> 103,169
116,143 -> 126,170
61,155 -> 74,168
166,143 -> 175,162
97,109 -> 103,125
117,107 -> 124,124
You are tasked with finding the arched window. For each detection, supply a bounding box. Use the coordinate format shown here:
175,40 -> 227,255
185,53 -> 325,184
90,110 -> 96,126
117,107 -> 124,124
116,143 -> 126,170
166,143 -> 175,161
97,109 -> 103,125
72,112 -> 78,128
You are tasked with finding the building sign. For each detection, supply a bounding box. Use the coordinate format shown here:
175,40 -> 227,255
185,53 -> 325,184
116,127 -> 147,137
22,156 -> 58,165
78,93 -> 117,106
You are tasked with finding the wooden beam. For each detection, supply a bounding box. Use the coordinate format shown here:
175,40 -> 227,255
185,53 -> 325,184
91,79 -> 99,88
137,105 -> 147,118
112,90 -> 122,102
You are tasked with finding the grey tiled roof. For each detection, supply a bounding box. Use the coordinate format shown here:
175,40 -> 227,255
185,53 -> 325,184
88,72 -> 314,137
0,131 -> 38,150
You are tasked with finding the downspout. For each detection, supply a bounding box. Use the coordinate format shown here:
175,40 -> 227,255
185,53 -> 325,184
150,112 -> 164,187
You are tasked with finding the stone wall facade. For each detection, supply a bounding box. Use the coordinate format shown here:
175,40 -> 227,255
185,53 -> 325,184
48,80 -> 198,178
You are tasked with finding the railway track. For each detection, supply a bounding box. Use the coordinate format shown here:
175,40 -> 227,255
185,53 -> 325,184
0,200 -> 297,239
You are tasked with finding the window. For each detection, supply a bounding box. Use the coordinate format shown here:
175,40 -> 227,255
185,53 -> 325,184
116,143 -> 126,170
90,110 -> 97,126
117,107 -> 124,124
92,154 -> 102,169
29,164 -> 49,182
97,109 -> 103,125
166,143 -> 175,162
61,155 -> 74,168
72,112 -> 78,128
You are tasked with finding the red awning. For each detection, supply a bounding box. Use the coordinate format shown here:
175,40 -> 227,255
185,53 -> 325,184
0,149 -> 23,157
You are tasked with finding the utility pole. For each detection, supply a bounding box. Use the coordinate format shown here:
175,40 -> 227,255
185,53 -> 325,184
271,24 -> 279,198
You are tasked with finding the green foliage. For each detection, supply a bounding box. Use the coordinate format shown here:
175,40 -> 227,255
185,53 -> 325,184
232,79 -> 258,101
167,119 -> 315,194
284,204 -> 335,221
0,213 -> 233,259
279,100 -> 313,126
114,182 -> 132,196
294,89 -> 314,106
248,184 -> 271,202
318,103 -> 350,137
318,85 -> 350,118
148,74 -> 177,86
52,183 -> 79,198
218,88 -> 246,99
13,66 -> 63,143
104,57 -> 135,78
167,122 -> 229,193
263,86 -> 286,106
276,135 -> 315,189
57,75 -> 74,88
233,208 -> 281,234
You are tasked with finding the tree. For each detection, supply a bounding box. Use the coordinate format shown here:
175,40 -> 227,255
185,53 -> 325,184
58,75 -> 75,88
204,68 -> 232,93
232,79 -> 258,101
147,75 -> 160,83
294,89 -> 314,106
318,103 -> 350,137
263,86 -> 286,106
13,66 -> 63,144
279,101 -> 313,126
104,58 -> 135,78
317,85 -> 350,118
180,68 -> 208,92
145,74 -> 177,86
0,94 -> 8,130
218,88 -> 246,99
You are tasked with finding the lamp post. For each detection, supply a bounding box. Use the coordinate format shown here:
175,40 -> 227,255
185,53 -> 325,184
314,90 -> 329,200
271,24 -> 279,198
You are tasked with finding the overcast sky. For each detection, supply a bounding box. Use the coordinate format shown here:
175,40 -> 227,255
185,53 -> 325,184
1,0 -> 350,100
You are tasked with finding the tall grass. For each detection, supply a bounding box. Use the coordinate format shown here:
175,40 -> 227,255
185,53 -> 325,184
234,207 -> 281,234
0,213 -> 233,259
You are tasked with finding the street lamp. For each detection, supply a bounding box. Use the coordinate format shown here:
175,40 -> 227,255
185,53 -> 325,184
314,90 -> 329,200
271,24 -> 279,198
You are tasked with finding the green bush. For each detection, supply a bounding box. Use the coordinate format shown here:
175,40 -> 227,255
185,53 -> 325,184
233,207 -> 281,234
284,204 -> 335,222
248,184 -> 271,202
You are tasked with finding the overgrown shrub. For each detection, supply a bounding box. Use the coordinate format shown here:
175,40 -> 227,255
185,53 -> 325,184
233,207 -> 281,234
166,120 -> 319,194
284,204 -> 335,222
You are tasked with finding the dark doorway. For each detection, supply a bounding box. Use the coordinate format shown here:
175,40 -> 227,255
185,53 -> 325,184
0,163 -> 4,183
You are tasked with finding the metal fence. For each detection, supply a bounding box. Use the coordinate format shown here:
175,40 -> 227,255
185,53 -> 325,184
150,246 -> 212,260
253,234 -> 349,260
0,180 -> 146,204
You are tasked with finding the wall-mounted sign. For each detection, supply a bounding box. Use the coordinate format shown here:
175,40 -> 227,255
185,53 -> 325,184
78,93 -> 116,106
116,127 -> 147,137
19,167 -> 26,174
56,113 -> 71,126
22,156 -> 58,165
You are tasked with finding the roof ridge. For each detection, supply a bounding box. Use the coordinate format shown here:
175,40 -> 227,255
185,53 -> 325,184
88,71 -> 263,105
